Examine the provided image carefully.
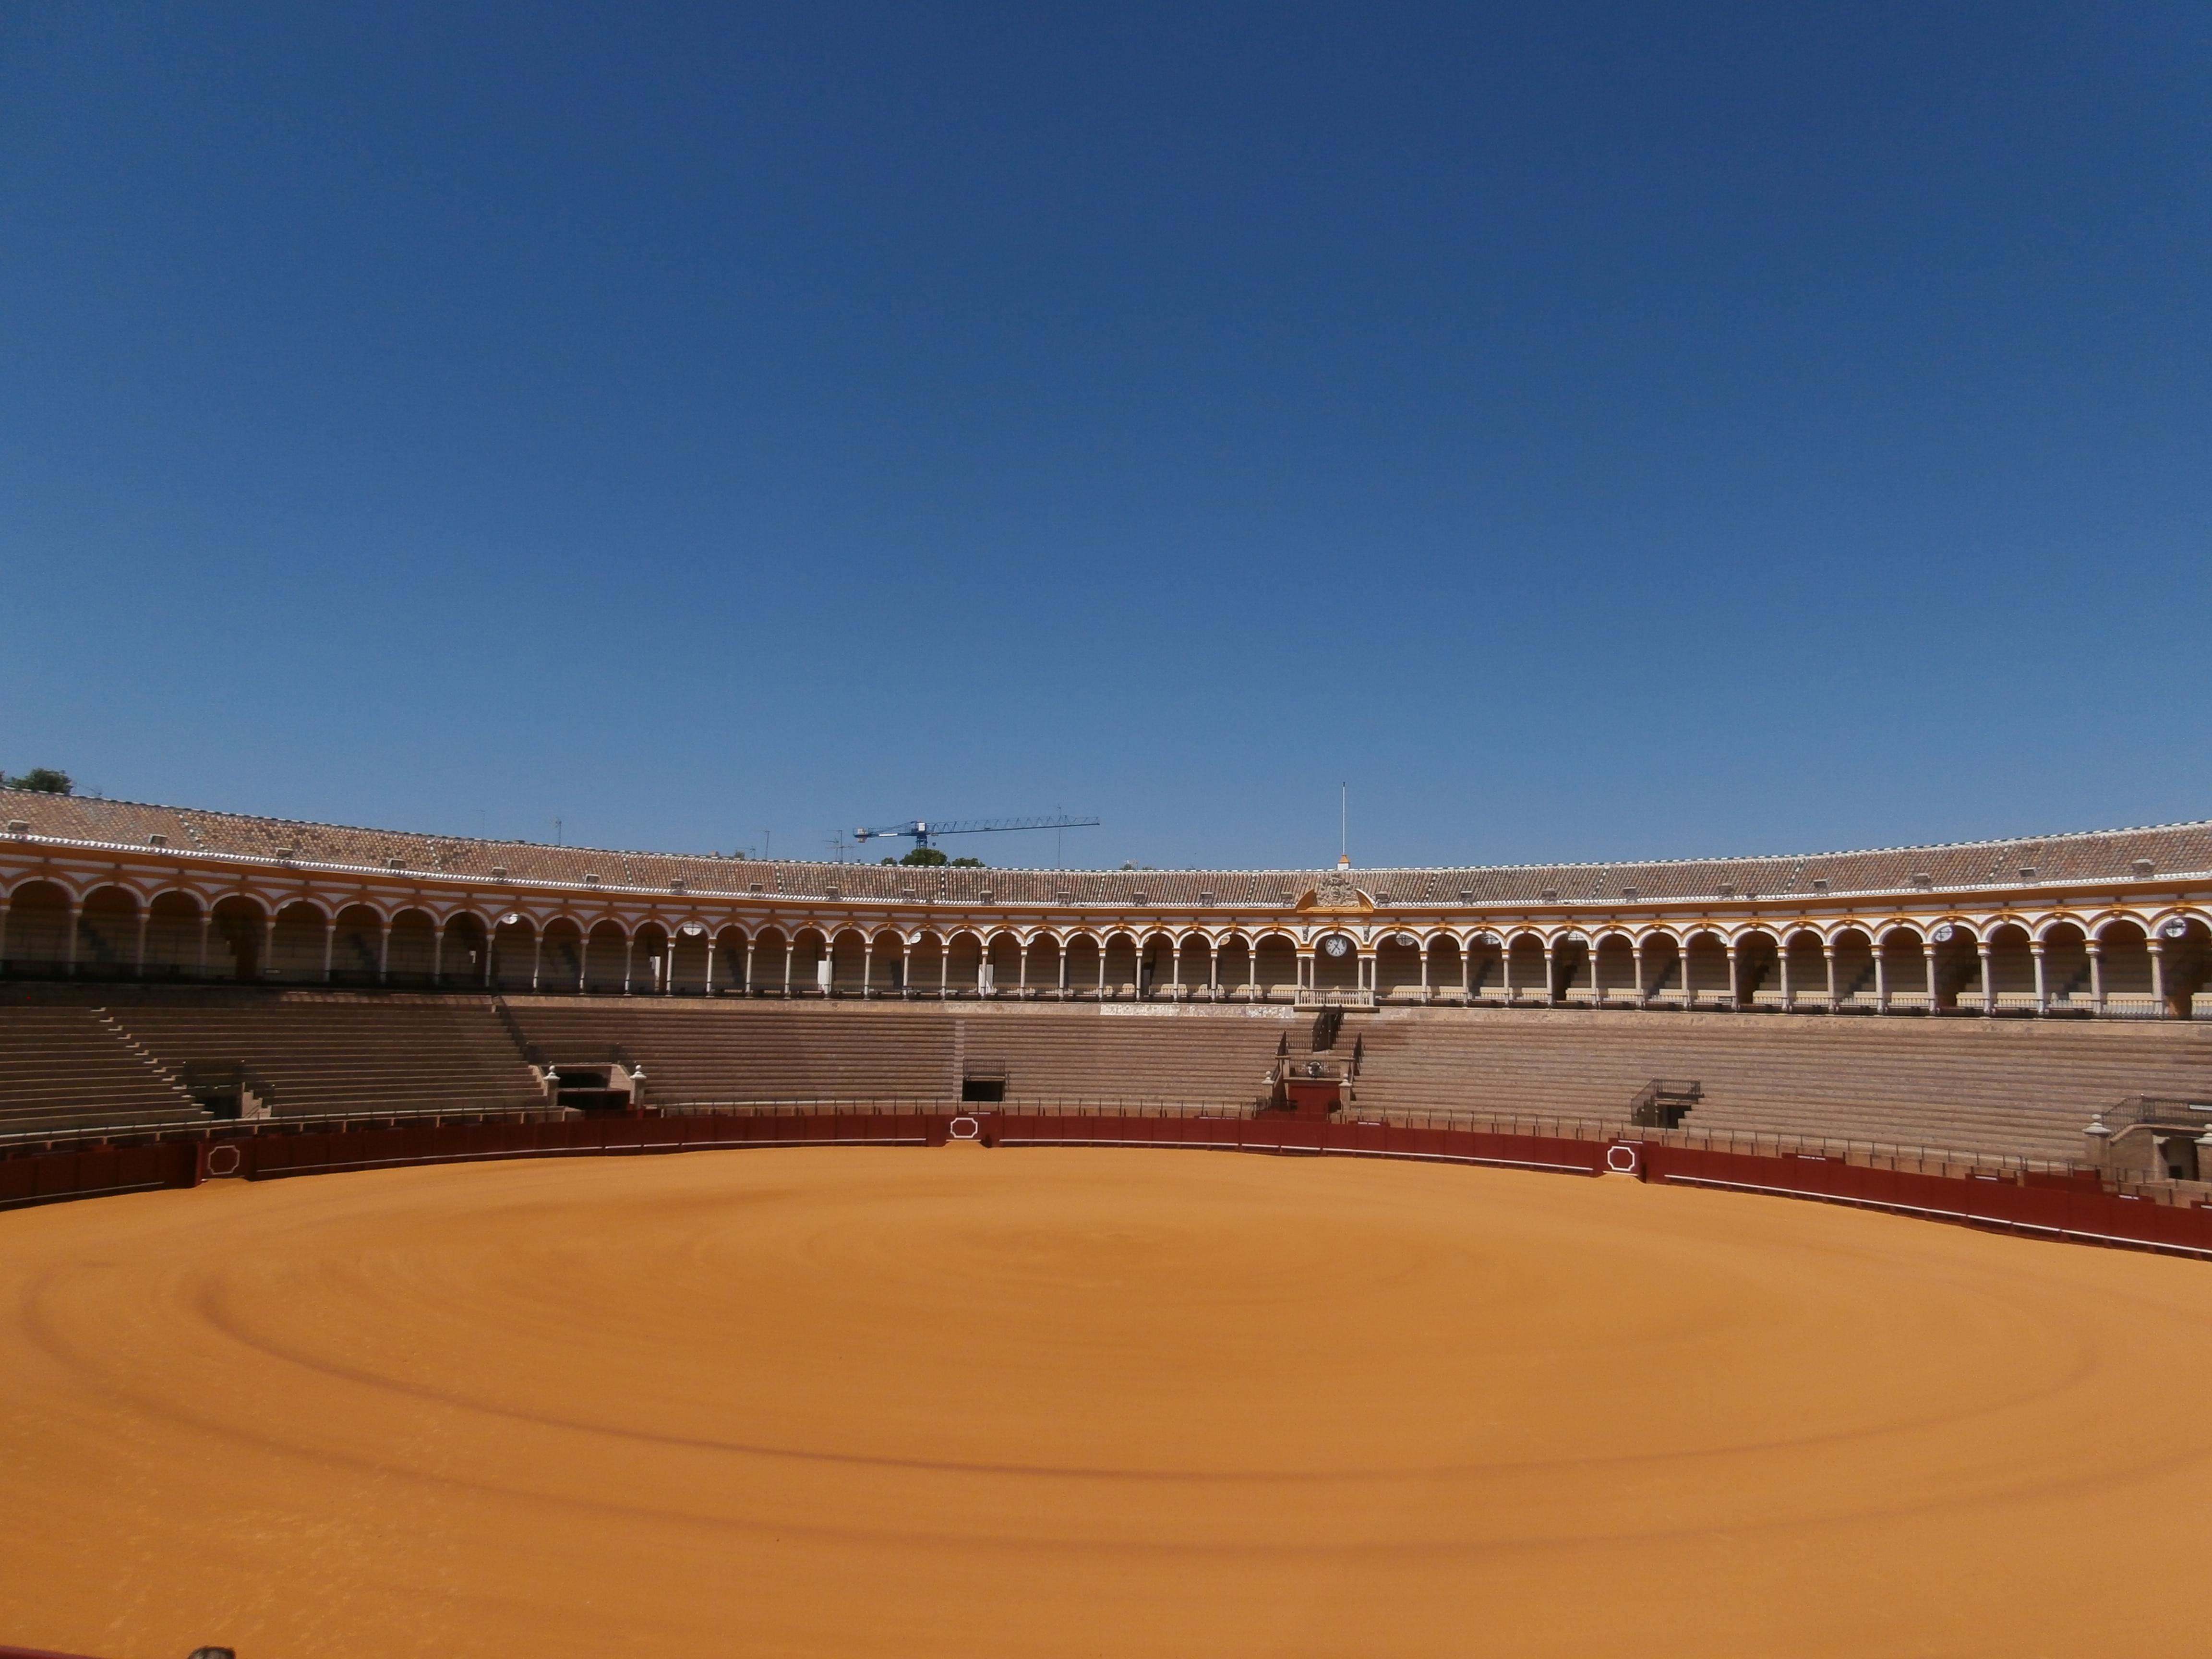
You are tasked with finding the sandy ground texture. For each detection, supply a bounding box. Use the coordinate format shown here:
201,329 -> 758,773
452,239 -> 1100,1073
3,1147 -> 2210,1659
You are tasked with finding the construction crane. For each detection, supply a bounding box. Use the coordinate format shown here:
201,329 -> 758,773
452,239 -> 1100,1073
852,814 -> 1100,851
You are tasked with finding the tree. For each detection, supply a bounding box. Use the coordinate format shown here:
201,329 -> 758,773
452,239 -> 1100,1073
2,769 -> 71,794
898,847 -> 949,866
950,855 -> 984,867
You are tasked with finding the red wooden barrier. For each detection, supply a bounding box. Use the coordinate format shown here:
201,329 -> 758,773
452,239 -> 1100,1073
1638,1142 -> 2212,1258
8,1111 -> 2212,1266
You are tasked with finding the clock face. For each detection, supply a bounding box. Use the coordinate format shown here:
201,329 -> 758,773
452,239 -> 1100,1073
1392,932 -> 1418,947
1322,934 -> 1351,957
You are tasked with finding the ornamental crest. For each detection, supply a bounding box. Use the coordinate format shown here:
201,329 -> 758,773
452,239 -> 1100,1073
1295,871 -> 1375,914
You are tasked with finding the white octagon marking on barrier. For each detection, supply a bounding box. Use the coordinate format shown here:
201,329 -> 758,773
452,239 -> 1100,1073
1605,1143 -> 1640,1174
205,1143 -> 242,1178
949,1115 -> 981,1141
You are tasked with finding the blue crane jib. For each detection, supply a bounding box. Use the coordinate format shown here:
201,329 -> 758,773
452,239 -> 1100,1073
852,815 -> 1100,849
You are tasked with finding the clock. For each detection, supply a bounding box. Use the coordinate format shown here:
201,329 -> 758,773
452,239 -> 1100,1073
1322,934 -> 1352,958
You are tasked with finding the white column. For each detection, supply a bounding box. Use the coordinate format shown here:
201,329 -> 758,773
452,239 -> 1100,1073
1020,940 -> 1030,998
1171,940 -> 1181,998
579,932 -> 592,993
625,936 -> 637,995
63,900 -> 82,975
1779,944 -> 1792,1009
0,899 -> 10,967
530,929 -> 543,992
321,915 -> 336,984
1875,943 -> 1889,1012
1541,941 -> 1556,1003
133,909 -> 150,977
1420,943 -> 1431,1003
1209,943 -> 1219,998
2089,941 -> 2105,1013
942,942 -> 952,1000
2150,940 -> 2167,1016
432,919 -> 446,985
704,937 -> 716,996
863,939 -> 875,999
377,918 -> 392,986
1726,943 -> 1742,1010
1462,939 -> 1474,1000
1924,942 -> 1940,1010
743,938 -> 755,995
1632,938 -> 1647,1005
1095,939 -> 1107,1000
1824,944 -> 1838,1010
664,938 -> 675,995
1977,940 -> 1995,1016
1500,944 -> 1514,1002
2032,940 -> 2047,1013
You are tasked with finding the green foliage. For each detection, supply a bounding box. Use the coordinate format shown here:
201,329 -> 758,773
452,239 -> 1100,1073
899,847 -> 949,866
3,768 -> 72,794
950,855 -> 984,867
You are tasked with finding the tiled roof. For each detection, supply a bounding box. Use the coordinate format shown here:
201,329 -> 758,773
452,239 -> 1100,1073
7,789 -> 2210,902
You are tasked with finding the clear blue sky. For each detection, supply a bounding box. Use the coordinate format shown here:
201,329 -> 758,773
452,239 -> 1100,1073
5,4 -> 2207,869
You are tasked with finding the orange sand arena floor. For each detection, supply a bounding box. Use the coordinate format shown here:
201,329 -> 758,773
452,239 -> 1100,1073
4,1147 -> 2212,1659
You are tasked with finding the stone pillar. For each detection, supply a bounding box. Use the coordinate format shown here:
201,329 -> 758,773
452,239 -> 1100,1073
1020,940 -> 1030,998
432,918 -> 446,986
1541,941 -> 1556,1004
1977,940 -> 1995,1016
63,900 -> 82,975
2150,940 -> 2167,1017
134,909 -> 150,977
1632,938 -> 1647,1006
1779,944 -> 1792,1009
2032,940 -> 2047,1013
321,914 -> 336,984
1420,944 -> 1431,1003
197,912 -> 213,976
863,940 -> 875,999
1500,944 -> 1514,1002
1170,940 -> 1181,998
0,898 -> 10,967
743,938 -> 755,996
1875,945 -> 1889,1012
1726,942 -> 1742,1010
1824,944 -> 1838,1010
530,929 -> 543,993
625,937 -> 637,996
378,918 -> 393,986
579,933 -> 592,993
704,938 -> 717,996
2089,940 -> 2105,1013
1923,942 -> 1940,1010
1462,939 -> 1474,1001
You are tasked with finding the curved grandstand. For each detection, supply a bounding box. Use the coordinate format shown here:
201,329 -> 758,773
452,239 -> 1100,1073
2,789 -> 2209,1174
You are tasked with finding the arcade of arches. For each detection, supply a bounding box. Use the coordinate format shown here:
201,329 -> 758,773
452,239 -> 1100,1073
4,878 -> 2207,1019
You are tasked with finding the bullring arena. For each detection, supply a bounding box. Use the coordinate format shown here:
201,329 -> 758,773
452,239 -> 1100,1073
6,790 -> 2212,1658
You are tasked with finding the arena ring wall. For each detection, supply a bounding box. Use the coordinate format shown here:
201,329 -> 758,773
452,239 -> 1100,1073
4,791 -> 2211,1019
